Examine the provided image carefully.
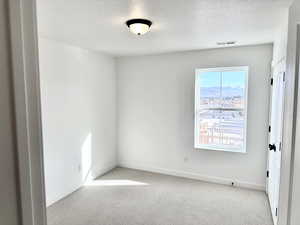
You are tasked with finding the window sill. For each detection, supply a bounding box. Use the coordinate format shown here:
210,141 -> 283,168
194,145 -> 247,153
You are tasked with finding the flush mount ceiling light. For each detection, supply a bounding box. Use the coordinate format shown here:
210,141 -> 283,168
126,18 -> 152,36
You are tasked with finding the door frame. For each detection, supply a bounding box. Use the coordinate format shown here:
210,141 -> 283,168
286,24 -> 300,225
8,1 -> 47,225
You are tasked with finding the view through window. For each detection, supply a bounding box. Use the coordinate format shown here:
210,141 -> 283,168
194,67 -> 248,153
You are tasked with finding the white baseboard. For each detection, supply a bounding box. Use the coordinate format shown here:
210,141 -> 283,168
118,160 -> 265,191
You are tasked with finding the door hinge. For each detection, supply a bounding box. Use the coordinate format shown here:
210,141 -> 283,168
267,170 -> 269,178
283,72 -> 286,82
279,142 -> 282,151
271,78 -> 274,86
276,207 -> 278,216
269,126 -> 271,132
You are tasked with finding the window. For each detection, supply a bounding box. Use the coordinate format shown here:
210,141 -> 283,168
194,67 -> 248,153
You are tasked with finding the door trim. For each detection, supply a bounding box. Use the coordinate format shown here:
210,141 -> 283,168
286,24 -> 300,225
8,1 -> 47,225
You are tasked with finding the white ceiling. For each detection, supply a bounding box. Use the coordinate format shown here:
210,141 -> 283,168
36,0 -> 291,56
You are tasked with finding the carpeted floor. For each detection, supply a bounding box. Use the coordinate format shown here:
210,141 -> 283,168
47,167 -> 273,225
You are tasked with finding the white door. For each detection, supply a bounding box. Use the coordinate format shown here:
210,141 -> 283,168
267,65 -> 285,225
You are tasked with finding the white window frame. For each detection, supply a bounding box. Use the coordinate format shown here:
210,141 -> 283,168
194,66 -> 249,153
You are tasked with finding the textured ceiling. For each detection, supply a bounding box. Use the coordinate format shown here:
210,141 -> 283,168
36,0 -> 291,56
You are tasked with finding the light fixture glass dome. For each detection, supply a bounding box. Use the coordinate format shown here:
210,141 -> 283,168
126,19 -> 152,35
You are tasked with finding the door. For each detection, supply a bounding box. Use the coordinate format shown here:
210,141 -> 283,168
267,64 -> 285,225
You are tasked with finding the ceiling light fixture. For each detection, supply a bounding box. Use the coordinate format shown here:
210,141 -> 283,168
126,18 -> 152,36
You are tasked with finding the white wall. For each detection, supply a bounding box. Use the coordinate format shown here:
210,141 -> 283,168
39,38 -> 117,206
117,44 -> 272,190
0,1 -> 21,224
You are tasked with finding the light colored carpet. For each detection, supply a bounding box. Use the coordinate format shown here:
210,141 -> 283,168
47,167 -> 273,225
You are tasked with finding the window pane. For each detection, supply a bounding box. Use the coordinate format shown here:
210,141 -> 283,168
197,109 -> 222,146
218,109 -> 244,150
221,71 -> 246,109
197,110 -> 244,149
198,71 -> 221,109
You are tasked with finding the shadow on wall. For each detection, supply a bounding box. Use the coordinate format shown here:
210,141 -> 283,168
81,132 -> 148,187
